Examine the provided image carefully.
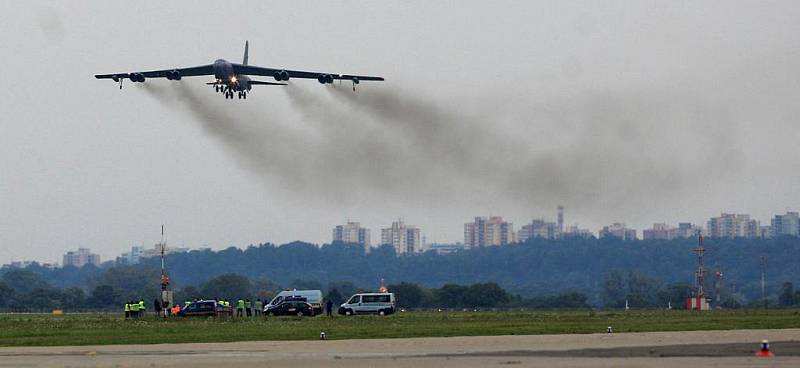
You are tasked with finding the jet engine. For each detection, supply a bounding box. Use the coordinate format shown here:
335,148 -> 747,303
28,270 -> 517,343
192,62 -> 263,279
273,70 -> 290,81
317,74 -> 335,84
130,73 -> 145,82
166,70 -> 182,80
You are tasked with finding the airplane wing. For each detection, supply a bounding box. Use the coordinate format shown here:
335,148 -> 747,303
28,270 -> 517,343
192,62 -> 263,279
95,64 -> 214,81
249,80 -> 287,86
232,64 -> 384,83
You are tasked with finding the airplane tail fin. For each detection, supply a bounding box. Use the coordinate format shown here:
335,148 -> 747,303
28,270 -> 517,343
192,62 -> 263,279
243,41 -> 249,66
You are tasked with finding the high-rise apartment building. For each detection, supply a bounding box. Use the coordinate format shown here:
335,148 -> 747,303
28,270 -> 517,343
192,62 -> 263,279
381,220 -> 422,255
771,211 -> 800,237
332,221 -> 371,250
62,248 -> 101,268
519,219 -> 560,241
706,213 -> 759,238
599,223 -> 637,240
464,216 -> 516,248
642,223 -> 674,240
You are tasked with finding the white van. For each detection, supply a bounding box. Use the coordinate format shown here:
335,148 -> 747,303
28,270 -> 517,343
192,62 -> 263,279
338,293 -> 396,316
264,290 -> 323,315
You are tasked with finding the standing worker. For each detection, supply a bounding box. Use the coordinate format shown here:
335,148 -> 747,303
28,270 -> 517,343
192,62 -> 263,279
124,302 -> 130,319
130,300 -> 139,319
236,298 -> 245,317
139,299 -> 145,318
254,299 -> 263,316
245,299 -> 252,317
154,298 -> 161,319
326,299 -> 334,317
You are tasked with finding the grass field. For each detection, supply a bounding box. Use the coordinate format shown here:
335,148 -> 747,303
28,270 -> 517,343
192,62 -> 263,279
0,309 -> 798,347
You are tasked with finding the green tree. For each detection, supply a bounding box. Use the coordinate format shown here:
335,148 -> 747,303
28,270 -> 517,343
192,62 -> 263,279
2,269 -> 50,294
602,270 -> 626,308
325,288 -> 344,305
779,282 -> 795,306
0,281 -> 14,308
89,266 -> 160,302
388,282 -> 426,308
87,285 -> 120,307
199,273 -> 252,300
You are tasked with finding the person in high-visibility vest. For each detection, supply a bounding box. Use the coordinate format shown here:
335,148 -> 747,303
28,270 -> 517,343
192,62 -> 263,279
138,300 -> 145,318
172,304 -> 181,315
236,299 -> 245,317
130,300 -> 139,318
245,299 -> 252,317
124,302 -> 130,319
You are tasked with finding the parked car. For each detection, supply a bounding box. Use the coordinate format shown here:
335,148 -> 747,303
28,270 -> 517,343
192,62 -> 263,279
264,290 -> 323,315
178,300 -> 232,317
338,293 -> 396,316
264,300 -> 315,317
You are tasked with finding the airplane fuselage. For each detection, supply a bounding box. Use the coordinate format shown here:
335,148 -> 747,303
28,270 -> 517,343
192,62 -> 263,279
213,59 -> 251,92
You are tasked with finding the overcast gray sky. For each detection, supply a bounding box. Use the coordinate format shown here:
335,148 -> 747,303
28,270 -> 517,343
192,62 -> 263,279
1,1 -> 799,264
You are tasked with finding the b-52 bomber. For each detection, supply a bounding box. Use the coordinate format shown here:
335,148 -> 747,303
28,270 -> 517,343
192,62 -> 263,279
95,41 -> 384,99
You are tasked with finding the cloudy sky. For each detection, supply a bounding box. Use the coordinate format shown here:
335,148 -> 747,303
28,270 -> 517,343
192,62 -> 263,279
1,1 -> 799,264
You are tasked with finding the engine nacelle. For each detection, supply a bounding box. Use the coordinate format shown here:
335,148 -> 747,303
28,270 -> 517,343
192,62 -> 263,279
130,73 -> 145,82
325,74 -> 335,84
318,74 -> 334,84
351,76 -> 360,84
274,70 -> 290,81
166,70 -> 181,80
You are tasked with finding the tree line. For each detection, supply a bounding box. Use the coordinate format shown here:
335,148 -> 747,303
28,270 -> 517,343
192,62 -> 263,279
2,236 -> 799,310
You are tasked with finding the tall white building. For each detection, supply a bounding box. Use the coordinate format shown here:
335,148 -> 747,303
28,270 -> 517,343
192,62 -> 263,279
707,213 -> 759,238
464,216 -> 517,248
381,220 -> 422,255
332,221 -> 371,250
771,211 -> 800,237
62,248 -> 101,268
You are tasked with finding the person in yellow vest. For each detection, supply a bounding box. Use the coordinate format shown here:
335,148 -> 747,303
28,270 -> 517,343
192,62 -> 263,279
124,302 -> 130,319
138,299 -> 145,318
236,299 -> 245,317
130,300 -> 139,318
245,299 -> 252,317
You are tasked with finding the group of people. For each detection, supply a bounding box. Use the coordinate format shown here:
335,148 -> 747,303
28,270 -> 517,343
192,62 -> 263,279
123,299 -> 146,318
234,298 -> 263,317
123,297 -> 267,318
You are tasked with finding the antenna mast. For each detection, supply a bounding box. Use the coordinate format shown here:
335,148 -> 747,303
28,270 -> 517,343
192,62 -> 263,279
693,235 -> 706,296
159,224 -> 172,315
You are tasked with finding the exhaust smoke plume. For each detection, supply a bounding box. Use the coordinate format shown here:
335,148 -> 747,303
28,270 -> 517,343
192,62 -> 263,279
142,82 -> 741,218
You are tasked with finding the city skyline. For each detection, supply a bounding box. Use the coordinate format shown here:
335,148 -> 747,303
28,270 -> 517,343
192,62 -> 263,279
7,208 -> 800,267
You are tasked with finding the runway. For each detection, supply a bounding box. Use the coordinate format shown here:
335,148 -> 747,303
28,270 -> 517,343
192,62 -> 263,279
1,328 -> 798,367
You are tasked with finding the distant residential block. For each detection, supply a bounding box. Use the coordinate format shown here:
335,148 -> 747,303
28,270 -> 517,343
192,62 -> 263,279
332,221 -> 371,250
771,211 -> 799,237
642,222 -> 703,240
381,219 -> 422,255
464,216 -> 516,248
706,213 -> 759,238
427,243 -> 466,254
563,225 -> 595,239
63,248 -> 101,268
599,223 -> 637,240
519,219 -> 560,241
